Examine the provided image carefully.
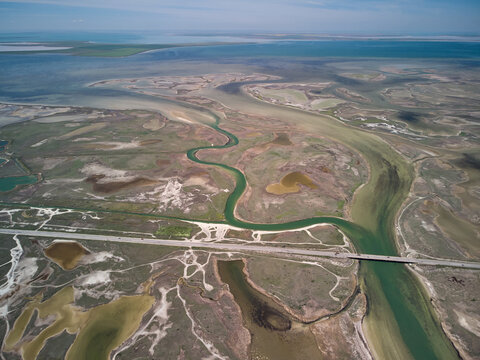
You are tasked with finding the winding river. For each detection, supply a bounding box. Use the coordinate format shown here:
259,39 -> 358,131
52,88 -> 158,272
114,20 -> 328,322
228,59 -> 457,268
184,94 -> 459,359
0,82 -> 459,358
2,40 -> 478,360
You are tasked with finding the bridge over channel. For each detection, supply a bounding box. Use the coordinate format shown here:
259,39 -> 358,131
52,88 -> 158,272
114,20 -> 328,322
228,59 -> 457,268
1,228 -> 479,270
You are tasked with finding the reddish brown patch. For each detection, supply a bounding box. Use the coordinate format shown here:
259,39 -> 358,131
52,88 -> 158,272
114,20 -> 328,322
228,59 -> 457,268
85,174 -> 156,193
270,133 -> 292,145
139,139 -> 162,146
156,159 -> 171,167
225,229 -> 253,240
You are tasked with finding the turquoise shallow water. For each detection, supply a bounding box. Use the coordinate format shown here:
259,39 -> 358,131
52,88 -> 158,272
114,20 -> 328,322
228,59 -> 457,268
0,38 -> 469,358
146,40 -> 480,60
185,107 -> 458,359
0,141 -> 38,191
0,140 -> 8,151
1,39 -> 479,101
0,175 -> 38,192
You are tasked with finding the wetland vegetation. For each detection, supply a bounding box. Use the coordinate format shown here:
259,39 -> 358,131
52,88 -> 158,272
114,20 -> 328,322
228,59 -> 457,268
5,286 -> 154,360
1,39 -> 479,360
0,140 -> 40,192
183,90 -> 458,359
218,260 -> 321,360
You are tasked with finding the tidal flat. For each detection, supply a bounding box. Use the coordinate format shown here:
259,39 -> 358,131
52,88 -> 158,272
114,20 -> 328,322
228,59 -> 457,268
218,260 -> 321,360
0,40 -> 479,359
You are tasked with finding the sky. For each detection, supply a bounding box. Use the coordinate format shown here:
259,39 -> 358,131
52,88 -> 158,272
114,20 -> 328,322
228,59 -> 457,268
0,0 -> 479,35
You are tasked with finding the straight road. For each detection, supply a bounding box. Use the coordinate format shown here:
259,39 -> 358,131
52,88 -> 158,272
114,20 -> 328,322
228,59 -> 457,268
1,228 -> 479,269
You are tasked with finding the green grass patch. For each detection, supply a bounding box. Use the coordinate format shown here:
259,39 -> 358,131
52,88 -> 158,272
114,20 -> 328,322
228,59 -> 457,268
155,225 -> 193,238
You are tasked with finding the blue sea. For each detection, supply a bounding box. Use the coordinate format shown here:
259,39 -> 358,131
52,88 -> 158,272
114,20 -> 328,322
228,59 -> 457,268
1,33 -> 479,104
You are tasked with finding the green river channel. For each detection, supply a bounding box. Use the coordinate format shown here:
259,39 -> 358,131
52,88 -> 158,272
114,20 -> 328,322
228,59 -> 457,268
0,96 -> 459,358
185,106 -> 459,359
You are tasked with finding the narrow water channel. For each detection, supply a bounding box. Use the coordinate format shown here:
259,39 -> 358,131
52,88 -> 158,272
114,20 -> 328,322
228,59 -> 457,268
0,88 -> 458,358
184,100 -> 459,359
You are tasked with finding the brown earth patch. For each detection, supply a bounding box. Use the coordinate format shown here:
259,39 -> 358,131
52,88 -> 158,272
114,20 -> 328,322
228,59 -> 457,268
44,241 -> 89,270
139,139 -> 162,146
156,159 -> 171,167
85,175 -> 156,193
270,133 -> 292,145
225,229 -> 254,241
